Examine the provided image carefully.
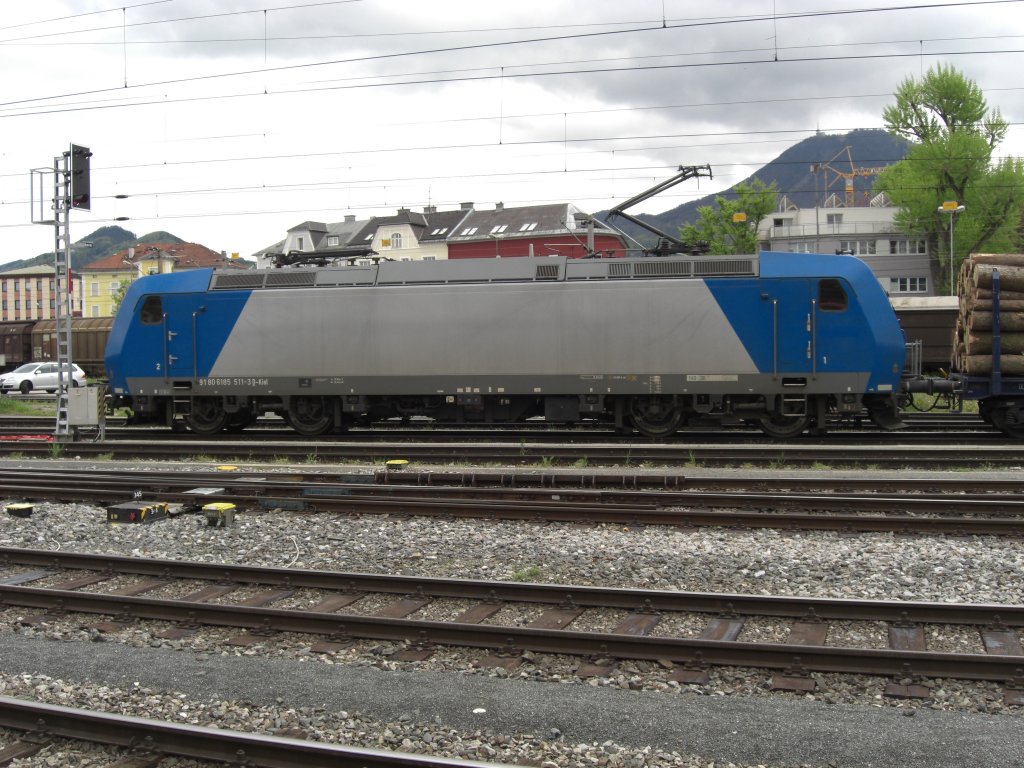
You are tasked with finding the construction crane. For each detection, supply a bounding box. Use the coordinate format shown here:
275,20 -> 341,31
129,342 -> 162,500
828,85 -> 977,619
812,146 -> 890,208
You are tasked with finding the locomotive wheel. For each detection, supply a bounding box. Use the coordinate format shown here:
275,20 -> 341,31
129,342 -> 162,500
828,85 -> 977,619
187,397 -> 228,435
287,396 -> 334,436
756,413 -> 810,439
224,409 -> 255,433
990,404 -> 1024,439
629,397 -> 683,438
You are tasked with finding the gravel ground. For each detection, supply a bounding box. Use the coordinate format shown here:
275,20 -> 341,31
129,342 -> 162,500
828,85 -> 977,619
1,459 -> 1023,767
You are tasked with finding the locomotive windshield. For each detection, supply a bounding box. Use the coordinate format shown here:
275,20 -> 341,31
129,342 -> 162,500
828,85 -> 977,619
818,279 -> 848,311
140,295 -> 163,325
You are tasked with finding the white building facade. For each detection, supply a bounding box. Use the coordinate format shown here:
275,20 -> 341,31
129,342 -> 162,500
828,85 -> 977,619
758,204 -> 934,297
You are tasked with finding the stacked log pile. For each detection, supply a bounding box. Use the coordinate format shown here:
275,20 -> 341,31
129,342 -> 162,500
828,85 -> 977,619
954,254 -> 1024,375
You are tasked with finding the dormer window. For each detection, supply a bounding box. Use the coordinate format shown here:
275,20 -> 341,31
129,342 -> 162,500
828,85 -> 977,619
297,236 -> 305,250
328,235 -> 340,247
391,233 -> 402,249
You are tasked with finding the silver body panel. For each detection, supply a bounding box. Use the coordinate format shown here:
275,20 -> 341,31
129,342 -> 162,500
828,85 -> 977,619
210,280 -> 759,387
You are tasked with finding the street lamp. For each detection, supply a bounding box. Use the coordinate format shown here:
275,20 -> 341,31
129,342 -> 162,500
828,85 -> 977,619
938,201 -> 965,296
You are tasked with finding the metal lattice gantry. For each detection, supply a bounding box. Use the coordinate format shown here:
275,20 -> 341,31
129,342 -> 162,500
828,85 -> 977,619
30,144 -> 91,440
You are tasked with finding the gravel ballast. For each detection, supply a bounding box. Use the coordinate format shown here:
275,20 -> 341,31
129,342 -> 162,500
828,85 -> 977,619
1,460 -> 1023,767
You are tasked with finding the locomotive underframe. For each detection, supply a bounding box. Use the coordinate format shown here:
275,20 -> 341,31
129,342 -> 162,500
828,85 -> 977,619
114,370 -> 895,438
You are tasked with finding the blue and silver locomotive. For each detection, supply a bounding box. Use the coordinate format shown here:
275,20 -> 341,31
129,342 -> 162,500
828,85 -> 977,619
105,251 -> 906,437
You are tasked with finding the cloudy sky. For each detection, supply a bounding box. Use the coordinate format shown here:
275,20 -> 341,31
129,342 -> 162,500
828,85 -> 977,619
0,0 -> 1021,267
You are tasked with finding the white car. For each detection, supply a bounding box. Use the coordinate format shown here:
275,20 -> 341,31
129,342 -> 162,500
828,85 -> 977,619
0,362 -> 87,394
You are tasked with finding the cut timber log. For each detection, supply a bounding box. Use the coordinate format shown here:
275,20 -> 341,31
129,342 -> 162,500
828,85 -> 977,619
966,312 -> 1024,333
971,265 -> 1024,293
964,332 -> 1024,355
970,289 -> 1024,302
961,355 -> 1024,376
967,253 -> 1024,267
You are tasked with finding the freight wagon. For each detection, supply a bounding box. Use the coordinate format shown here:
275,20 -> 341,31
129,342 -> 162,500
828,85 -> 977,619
0,318 -> 113,377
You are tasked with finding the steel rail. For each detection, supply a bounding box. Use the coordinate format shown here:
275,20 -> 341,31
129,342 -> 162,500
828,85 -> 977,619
4,480 -> 1024,534
6,465 -> 1024,495
5,467 -> 1024,514
3,474 -> 1024,534
1,585 -> 1021,682
2,547 -> 1022,626
0,696 -> 504,768
0,438 -> 1019,467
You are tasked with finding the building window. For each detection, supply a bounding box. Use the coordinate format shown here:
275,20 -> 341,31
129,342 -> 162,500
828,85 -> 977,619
109,282 -> 120,294
297,236 -> 305,250
460,227 -> 478,236
889,276 -> 928,293
364,233 -> 374,241
390,233 -> 402,249
826,213 -> 843,225
36,279 -> 42,291
14,300 -> 19,309
327,235 -> 340,247
889,239 -> 927,255
489,224 -> 508,234
13,282 -> 19,292
431,227 -> 448,236
519,222 -> 538,232
49,280 -> 54,291
91,305 -> 100,317
839,240 -> 876,256
423,255 -> 436,261
91,283 -> 99,297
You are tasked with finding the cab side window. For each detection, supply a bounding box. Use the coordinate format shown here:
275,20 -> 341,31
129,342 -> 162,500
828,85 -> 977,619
818,279 -> 848,311
140,296 -> 163,325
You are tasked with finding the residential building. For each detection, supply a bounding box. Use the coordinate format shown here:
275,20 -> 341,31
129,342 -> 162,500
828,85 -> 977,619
350,206 -> 473,262
256,202 -> 628,267
758,202 -> 935,296
446,203 -> 626,260
0,265 -> 81,321
80,243 -> 249,317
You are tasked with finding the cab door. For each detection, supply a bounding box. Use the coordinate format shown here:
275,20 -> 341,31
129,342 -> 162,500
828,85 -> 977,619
161,294 -> 200,379
770,280 -> 814,374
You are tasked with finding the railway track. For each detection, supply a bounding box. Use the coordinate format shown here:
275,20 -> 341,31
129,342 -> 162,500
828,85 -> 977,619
0,412 -> 1004,444
3,467 -> 1024,535
1,547 -> 1021,703
0,696 -> 501,768
0,435 -> 1023,468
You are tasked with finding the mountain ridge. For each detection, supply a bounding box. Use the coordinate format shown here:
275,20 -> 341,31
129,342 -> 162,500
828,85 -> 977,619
599,128 -> 910,247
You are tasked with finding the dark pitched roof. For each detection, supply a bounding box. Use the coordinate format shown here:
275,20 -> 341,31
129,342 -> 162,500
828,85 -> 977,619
287,221 -> 327,233
418,209 -> 473,243
449,203 -> 586,241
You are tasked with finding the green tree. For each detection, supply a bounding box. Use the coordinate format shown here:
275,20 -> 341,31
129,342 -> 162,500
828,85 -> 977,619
679,179 -> 778,255
876,64 -> 1024,293
110,279 -> 131,314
